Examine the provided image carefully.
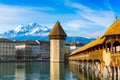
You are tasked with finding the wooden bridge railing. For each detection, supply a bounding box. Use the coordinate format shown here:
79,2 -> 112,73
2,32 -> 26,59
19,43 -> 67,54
69,49 -> 105,61
69,49 -> 120,66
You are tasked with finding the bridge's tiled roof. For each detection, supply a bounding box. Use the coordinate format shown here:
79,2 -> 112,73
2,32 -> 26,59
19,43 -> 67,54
70,37 -> 105,55
103,19 -> 120,36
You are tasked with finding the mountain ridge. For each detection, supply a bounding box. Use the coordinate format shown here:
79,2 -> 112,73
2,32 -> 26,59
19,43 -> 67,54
0,23 -> 50,37
0,23 -> 95,44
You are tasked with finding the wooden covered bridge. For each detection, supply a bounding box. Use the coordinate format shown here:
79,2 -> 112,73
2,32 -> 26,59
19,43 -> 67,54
68,19 -> 120,79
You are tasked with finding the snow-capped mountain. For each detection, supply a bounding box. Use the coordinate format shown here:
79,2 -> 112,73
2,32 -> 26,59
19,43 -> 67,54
0,22 -> 95,44
1,23 -> 50,37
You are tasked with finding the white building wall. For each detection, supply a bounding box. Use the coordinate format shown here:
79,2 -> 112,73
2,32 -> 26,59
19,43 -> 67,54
15,43 -> 40,59
31,45 -> 40,55
0,42 -> 16,60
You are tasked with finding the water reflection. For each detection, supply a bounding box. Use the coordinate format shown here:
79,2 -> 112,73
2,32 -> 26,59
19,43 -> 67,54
0,62 -> 80,80
0,62 -> 15,80
0,62 -> 50,80
15,62 -> 26,80
50,62 -> 65,80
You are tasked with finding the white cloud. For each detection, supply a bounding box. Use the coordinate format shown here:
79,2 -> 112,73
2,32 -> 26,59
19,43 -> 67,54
0,4 -> 55,33
66,29 -> 105,38
0,4 -> 54,21
0,4 -> 80,31
61,0 -> 116,37
80,31 -> 105,38
79,10 -> 115,27
66,0 -> 115,27
66,20 -> 82,29
65,20 -> 98,29
65,0 -> 93,12
0,1 -> 117,38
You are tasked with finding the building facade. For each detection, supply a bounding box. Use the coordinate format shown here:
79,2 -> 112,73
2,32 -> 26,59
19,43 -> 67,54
15,40 -> 40,60
15,40 -> 50,60
70,42 -> 84,52
0,38 -> 16,60
38,40 -> 50,60
65,43 -> 71,54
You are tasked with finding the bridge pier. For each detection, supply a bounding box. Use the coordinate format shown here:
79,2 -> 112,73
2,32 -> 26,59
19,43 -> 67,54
84,61 -> 88,76
69,60 -> 120,80
78,61 -> 81,73
81,61 -> 84,74
93,61 -> 101,78
112,67 -> 116,80
116,67 -> 118,80
94,61 -> 98,78
100,61 -> 105,76
117,67 -> 120,80
76,61 -> 79,71
114,67 -> 120,80
104,66 -> 110,79
105,66 -> 112,79
111,66 -> 120,80
92,61 -> 96,79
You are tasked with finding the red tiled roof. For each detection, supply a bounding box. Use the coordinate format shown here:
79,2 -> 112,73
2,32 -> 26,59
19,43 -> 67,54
0,38 -> 14,43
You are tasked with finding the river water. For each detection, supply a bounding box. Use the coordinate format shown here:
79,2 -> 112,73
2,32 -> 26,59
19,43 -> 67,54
0,61 -> 113,80
0,61 -> 82,80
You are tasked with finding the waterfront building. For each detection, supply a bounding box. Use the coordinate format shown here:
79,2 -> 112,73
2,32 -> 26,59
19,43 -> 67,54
15,40 -> 50,60
15,40 -> 40,60
38,40 -> 50,60
64,42 -> 84,55
70,42 -> 84,52
0,38 -> 15,60
49,21 -> 67,62
65,43 -> 71,54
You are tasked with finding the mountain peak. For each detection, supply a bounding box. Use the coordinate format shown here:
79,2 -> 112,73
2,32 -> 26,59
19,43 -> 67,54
14,24 -> 23,32
0,22 -> 50,38
29,22 -> 37,27
0,22 -> 95,44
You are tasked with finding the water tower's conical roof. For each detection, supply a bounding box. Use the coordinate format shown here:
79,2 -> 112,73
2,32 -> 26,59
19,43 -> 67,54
49,21 -> 67,40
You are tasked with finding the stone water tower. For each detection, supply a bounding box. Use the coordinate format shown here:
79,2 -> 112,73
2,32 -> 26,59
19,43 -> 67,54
49,21 -> 67,62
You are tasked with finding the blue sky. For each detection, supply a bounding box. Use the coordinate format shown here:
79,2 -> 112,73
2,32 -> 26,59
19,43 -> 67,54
0,0 -> 119,38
